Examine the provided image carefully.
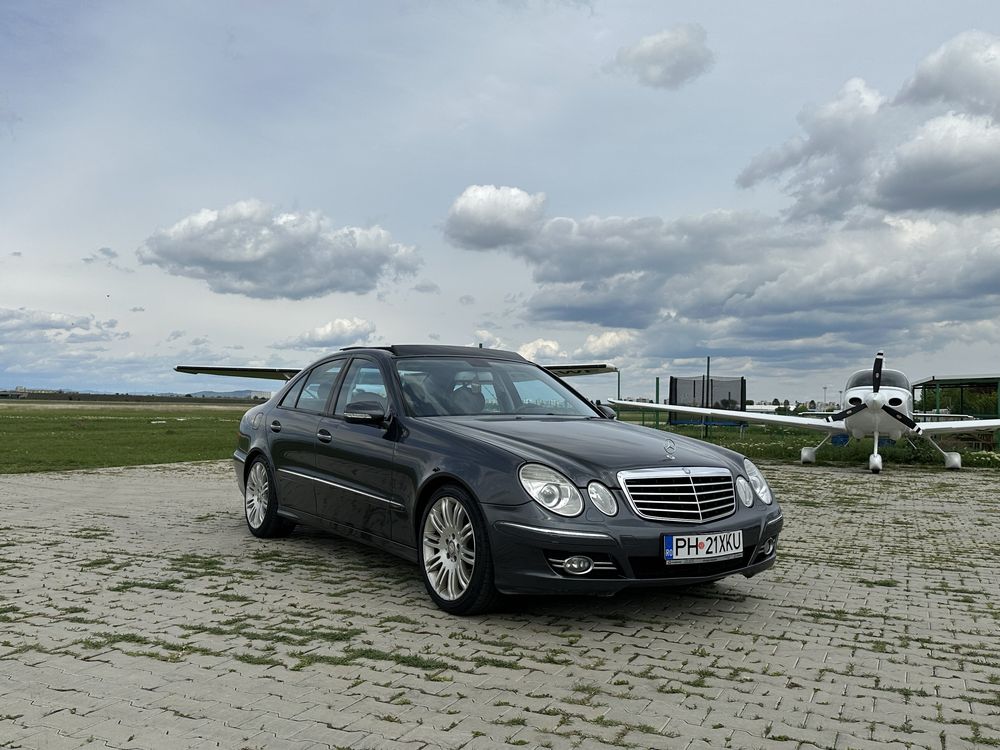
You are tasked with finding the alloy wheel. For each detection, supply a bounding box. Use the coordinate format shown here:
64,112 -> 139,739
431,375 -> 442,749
422,495 -> 476,600
245,461 -> 269,529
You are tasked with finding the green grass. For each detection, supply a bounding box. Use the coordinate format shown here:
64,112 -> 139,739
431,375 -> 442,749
0,404 -> 246,473
5,401 -> 996,474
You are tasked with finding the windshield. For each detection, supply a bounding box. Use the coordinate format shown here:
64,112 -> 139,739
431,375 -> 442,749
845,368 -> 911,390
395,357 -> 598,417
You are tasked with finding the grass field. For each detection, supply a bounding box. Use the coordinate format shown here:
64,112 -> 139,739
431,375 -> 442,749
1,401 -> 998,474
0,403 -> 247,474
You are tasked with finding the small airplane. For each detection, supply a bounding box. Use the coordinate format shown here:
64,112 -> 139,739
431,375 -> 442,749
611,352 -> 1000,473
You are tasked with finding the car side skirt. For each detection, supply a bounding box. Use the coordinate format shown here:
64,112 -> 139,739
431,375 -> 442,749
275,508 -> 419,564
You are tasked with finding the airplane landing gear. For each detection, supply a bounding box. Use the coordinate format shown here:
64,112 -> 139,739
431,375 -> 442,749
800,434 -> 832,464
868,453 -> 883,473
923,435 -> 962,470
869,429 -> 882,473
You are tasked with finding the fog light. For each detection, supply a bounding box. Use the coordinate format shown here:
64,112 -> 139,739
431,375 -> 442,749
563,556 -> 594,575
762,537 -> 775,556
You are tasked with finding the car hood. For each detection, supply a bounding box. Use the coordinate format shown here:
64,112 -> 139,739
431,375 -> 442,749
432,416 -> 742,486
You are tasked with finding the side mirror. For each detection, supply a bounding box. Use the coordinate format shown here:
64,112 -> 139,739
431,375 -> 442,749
597,404 -> 617,420
343,401 -> 387,425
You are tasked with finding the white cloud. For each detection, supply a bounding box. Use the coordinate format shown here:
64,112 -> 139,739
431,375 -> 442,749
608,25 -> 714,90
0,307 -> 125,345
574,330 -> 636,358
82,246 -> 132,273
275,317 -> 376,350
897,30 -> 1000,116
736,78 -> 888,219
413,280 -> 441,294
449,186 -> 1000,365
875,113 -> 1000,212
137,200 -> 421,299
471,329 -> 505,350
459,294 -> 476,305
444,185 -> 546,249
517,338 -> 564,362
737,31 -> 1000,220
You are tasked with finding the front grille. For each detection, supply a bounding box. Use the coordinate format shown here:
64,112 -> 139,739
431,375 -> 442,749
618,468 -> 736,523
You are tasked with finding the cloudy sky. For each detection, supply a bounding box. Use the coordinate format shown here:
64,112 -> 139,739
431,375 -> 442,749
4,1 -> 1000,403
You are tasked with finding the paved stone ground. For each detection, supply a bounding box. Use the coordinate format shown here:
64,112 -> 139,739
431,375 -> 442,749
1,461 -> 999,750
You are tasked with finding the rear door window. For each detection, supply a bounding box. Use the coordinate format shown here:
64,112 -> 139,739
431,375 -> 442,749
295,361 -> 346,412
334,360 -> 388,414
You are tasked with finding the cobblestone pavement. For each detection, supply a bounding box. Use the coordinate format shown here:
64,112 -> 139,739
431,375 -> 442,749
1,460 -> 999,749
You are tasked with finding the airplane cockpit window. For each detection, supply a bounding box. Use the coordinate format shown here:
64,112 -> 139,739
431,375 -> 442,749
883,370 -> 911,389
845,369 -> 910,390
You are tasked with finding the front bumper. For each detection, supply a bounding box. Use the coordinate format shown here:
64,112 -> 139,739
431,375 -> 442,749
485,503 -> 783,595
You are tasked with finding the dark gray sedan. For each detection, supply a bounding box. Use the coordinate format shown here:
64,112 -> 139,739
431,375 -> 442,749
235,345 -> 783,614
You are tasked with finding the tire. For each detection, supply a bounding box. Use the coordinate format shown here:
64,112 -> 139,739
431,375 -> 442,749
244,458 -> 296,538
418,485 -> 499,615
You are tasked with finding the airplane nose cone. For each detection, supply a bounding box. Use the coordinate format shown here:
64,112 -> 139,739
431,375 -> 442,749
865,393 -> 885,409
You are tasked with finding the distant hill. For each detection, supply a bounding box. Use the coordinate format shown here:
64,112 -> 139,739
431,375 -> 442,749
187,390 -> 270,399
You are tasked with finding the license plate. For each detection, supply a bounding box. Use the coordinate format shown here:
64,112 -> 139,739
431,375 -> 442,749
664,530 -> 743,563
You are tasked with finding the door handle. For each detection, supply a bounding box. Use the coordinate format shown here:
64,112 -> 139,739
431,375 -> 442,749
317,428 -> 333,443
270,420 -> 282,433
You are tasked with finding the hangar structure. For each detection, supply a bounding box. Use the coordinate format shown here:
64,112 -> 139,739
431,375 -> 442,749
911,373 -> 1000,449
911,373 -> 1000,418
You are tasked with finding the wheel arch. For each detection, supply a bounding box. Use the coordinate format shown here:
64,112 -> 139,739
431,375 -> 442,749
244,447 -> 274,486
413,473 -> 479,535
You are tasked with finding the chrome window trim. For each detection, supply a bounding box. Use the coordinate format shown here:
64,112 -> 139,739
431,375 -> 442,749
278,468 -> 404,509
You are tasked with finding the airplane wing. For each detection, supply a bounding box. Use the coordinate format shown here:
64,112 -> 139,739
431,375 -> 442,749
176,362 -> 617,381
915,418 -> 1000,435
609,400 -> 848,433
546,363 -> 618,377
175,365 -> 300,381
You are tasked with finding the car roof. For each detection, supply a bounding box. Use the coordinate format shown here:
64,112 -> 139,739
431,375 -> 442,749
339,344 -> 529,362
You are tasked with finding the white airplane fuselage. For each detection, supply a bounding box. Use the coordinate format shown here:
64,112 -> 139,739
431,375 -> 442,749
840,385 -> 914,440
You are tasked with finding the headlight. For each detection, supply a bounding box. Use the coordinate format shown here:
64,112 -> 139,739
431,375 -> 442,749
744,459 -> 772,505
735,476 -> 753,507
519,464 -> 583,517
587,482 -> 618,516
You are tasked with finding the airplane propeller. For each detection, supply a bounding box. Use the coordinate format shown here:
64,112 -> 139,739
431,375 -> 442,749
823,351 -> 921,432
871,350 -> 883,393
880,404 -> 920,432
827,351 -> 882,422
829,402 -> 868,421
